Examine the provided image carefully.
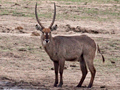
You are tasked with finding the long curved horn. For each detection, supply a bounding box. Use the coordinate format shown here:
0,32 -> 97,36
35,3 -> 44,29
49,3 -> 56,28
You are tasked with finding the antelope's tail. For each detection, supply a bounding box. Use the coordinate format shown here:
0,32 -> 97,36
97,44 -> 105,63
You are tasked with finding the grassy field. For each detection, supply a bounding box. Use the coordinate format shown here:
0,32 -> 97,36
0,0 -> 120,89
0,0 -> 120,21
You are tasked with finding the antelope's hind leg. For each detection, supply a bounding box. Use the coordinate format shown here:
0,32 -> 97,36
77,55 -> 88,87
84,56 -> 96,88
87,62 -> 96,88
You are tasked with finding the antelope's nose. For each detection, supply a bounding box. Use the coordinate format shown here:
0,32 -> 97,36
45,39 -> 49,43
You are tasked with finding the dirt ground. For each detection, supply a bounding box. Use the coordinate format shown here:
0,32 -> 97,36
0,0 -> 120,90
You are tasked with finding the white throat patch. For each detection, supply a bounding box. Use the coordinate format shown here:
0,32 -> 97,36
43,40 -> 46,45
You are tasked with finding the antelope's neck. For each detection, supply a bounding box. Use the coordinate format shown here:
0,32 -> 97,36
42,37 -> 54,58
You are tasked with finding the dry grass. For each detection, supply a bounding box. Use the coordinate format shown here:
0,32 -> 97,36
0,0 -> 120,89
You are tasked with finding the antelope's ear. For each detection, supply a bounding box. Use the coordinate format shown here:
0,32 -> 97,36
35,24 -> 43,31
51,24 -> 57,31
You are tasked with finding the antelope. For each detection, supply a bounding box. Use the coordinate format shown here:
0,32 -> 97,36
35,3 -> 105,88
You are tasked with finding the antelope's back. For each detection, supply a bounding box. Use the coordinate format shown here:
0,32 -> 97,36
53,35 -> 96,48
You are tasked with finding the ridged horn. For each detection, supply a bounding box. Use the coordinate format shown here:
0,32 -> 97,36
35,3 -> 44,29
49,3 -> 56,28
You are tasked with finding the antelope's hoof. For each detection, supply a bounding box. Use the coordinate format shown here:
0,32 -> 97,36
76,84 -> 81,87
58,84 -> 62,87
87,85 -> 92,88
54,84 -> 57,87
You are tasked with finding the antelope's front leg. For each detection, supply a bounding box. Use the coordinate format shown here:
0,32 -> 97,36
58,60 -> 65,87
53,61 -> 59,87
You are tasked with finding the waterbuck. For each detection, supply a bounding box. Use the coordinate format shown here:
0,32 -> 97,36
35,3 -> 105,88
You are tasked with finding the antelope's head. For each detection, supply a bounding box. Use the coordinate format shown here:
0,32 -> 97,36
35,3 -> 57,45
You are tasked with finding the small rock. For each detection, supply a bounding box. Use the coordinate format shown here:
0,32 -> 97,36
90,30 -> 99,34
18,48 -> 27,51
15,26 -> 25,33
111,61 -> 115,64
19,30 -> 26,33
41,59 -> 45,61
84,2 -> 88,5
51,68 -> 54,70
14,43 -> 18,45
100,85 -> 106,88
70,65 -> 77,67
14,3 -> 20,6
14,55 -> 20,58
64,66 -> 67,69
24,6 -> 29,8
11,3 -> 20,7
66,24 -> 76,32
31,31 -> 40,36
15,26 -> 23,30
111,30 -> 115,34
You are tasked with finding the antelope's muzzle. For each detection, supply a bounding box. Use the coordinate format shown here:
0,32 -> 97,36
45,39 -> 50,43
